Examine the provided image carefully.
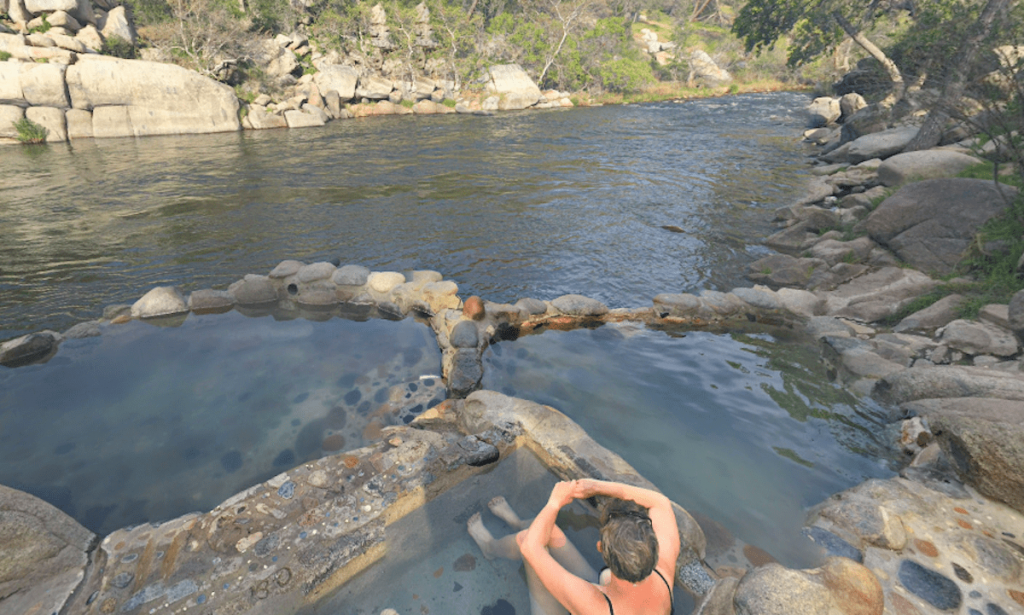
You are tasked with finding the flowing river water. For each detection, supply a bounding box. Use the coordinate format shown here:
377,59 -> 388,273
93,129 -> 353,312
0,93 -> 899,574
1,92 -> 813,340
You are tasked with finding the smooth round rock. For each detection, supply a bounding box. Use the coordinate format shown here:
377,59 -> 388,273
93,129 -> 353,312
333,265 -> 370,286
464,296 -> 484,320
295,284 -> 338,307
449,349 -> 483,398
551,294 -> 608,317
450,321 -> 479,349
734,563 -> 832,615
296,261 -> 336,283
653,293 -> 701,317
897,559 -> 961,611
802,527 -> 862,563
63,321 -> 101,339
269,260 -> 304,279
367,271 -> 406,293
821,557 -> 883,615
515,297 -> 548,315
131,286 -> 188,319
0,332 -> 61,368
228,275 -> 279,305
188,289 -> 235,312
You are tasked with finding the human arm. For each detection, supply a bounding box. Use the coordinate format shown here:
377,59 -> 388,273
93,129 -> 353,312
518,481 -> 607,615
573,479 -> 681,575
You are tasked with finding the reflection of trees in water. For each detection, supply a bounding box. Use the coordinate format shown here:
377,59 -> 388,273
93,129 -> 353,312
731,331 -> 898,467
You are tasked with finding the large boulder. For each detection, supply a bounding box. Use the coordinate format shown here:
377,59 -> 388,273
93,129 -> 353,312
23,0 -> 76,13
875,365 -> 1024,405
356,74 -> 394,99
254,39 -> 298,81
313,65 -> 358,101
877,150 -> 981,187
846,126 -> 919,163
807,96 -> 840,127
902,397 -> 1024,514
97,5 -> 134,44
939,319 -> 1019,357
131,286 -> 188,318
0,484 -> 95,615
18,62 -> 68,108
822,267 -> 937,322
0,105 -> 25,140
66,57 -> 241,136
486,64 -> 541,110
864,179 -> 1017,276
25,106 -> 66,141
689,49 -> 731,87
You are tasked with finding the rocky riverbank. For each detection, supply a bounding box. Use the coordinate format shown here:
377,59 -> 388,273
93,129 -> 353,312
3,91 -> 1024,615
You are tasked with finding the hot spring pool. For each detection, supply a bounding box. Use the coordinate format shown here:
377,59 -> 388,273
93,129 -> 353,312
481,322 -> 898,568
0,311 -> 443,535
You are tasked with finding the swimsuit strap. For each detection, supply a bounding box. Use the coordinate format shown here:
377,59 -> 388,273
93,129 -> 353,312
653,569 -> 674,615
602,591 -> 614,615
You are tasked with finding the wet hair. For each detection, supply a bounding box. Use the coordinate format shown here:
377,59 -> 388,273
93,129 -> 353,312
599,498 -> 659,583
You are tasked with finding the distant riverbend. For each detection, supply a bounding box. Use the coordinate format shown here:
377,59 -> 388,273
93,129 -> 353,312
0,92 -> 814,340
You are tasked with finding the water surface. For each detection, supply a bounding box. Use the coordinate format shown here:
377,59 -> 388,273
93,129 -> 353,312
0,93 -> 813,340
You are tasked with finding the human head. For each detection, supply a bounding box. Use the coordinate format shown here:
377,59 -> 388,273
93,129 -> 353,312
598,498 -> 659,583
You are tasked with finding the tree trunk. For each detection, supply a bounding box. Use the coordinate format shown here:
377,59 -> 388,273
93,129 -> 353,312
466,0 -> 479,18
833,12 -> 904,109
903,0 -> 1011,152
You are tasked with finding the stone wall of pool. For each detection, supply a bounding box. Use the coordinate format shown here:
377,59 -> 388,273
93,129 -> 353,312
3,259 -> 1024,615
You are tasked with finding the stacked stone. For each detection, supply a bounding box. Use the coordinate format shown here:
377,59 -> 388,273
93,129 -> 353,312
413,2 -> 436,50
0,0 -> 135,56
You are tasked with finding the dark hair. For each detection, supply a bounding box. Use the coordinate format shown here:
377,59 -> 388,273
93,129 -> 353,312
599,498 -> 659,583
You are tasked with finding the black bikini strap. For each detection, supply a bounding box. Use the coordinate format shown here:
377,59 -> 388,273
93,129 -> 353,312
653,569 -> 675,615
602,591 -> 614,615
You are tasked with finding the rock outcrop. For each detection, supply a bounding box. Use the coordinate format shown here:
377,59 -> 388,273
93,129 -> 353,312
485,64 -> 542,111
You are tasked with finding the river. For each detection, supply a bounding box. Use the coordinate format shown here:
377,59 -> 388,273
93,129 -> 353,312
0,92 -> 814,340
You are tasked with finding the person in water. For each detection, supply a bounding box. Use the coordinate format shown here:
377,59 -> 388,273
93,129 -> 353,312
468,478 -> 680,615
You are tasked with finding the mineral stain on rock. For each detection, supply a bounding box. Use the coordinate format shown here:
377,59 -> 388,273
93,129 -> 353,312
481,598 -> 515,615
454,553 -> 476,571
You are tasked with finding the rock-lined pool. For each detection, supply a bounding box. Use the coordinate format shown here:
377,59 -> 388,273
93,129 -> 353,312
0,312 -> 442,535
482,323 -> 898,568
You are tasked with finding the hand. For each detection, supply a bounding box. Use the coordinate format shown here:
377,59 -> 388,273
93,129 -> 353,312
572,478 -> 605,500
547,480 -> 577,509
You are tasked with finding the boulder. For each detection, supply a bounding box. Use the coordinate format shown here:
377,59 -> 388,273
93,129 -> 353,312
902,397 -> 1024,514
97,5 -> 134,44
823,267 -> 937,323
284,107 -> 325,128
19,62 -> 69,108
188,289 -> 234,312
332,264 -> 370,286
877,150 -> 980,187
228,274 -> 279,304
688,49 -> 731,87
840,106 -> 887,143
734,563 -> 832,615
46,10 -> 81,31
7,0 -> 30,23
255,39 -> 298,80
551,294 -> 608,317
91,105 -> 133,138
67,58 -> 241,136
246,106 -> 288,130
0,485 -> 95,615
894,294 -> 965,333
0,105 -> 25,139
875,365 -> 1024,404
23,0 -> 76,12
838,93 -> 866,121
846,126 -> 919,163
939,319 -> 1019,357
865,179 -> 1017,275
367,271 -> 406,293
808,237 -> 876,266
131,286 -> 188,318
313,65 -> 358,101
25,106 -> 66,141
71,0 -> 94,25
356,74 -> 394,99
747,254 -> 828,289
48,32 -> 86,52
807,96 -> 840,127
74,23 -> 102,50
486,64 -> 541,110
0,332 -> 60,367
0,62 -> 24,104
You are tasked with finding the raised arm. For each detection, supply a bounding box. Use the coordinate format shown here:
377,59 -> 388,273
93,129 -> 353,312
518,481 -> 607,615
573,479 -> 681,575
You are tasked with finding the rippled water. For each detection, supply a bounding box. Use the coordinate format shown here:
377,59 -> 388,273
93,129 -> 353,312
0,93 -> 813,340
483,324 -> 897,568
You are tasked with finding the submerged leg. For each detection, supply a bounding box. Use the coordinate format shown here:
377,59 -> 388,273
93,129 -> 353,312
488,496 -> 598,583
468,512 -> 522,561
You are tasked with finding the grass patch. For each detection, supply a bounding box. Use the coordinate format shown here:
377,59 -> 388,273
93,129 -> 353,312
14,117 -> 48,144
400,99 -> 415,109
869,188 -> 894,210
442,98 -> 457,108
0,51 -> 11,61
957,161 -> 1024,189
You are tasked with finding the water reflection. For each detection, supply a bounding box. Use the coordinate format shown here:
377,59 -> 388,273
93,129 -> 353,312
0,312 -> 442,534
481,323 -> 897,567
0,93 -> 814,339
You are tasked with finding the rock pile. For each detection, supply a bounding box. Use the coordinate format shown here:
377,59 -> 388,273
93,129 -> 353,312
0,0 -> 136,57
